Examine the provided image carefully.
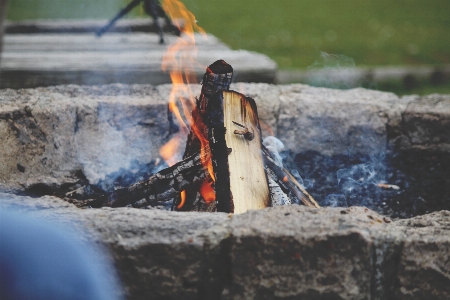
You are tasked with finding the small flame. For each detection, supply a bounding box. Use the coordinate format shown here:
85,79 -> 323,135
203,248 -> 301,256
177,190 -> 187,209
159,134 -> 182,167
191,118 -> 215,181
199,180 -> 215,204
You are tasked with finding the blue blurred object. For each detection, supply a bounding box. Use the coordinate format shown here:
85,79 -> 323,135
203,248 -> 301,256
0,209 -> 123,300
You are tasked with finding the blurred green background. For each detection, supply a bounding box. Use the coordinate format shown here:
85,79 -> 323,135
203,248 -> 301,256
6,0 -> 450,94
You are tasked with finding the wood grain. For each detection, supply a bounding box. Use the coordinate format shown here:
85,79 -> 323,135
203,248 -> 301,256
223,91 -> 269,214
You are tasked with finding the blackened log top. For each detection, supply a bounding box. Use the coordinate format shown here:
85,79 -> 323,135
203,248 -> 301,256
207,60 -> 234,74
201,60 -> 233,97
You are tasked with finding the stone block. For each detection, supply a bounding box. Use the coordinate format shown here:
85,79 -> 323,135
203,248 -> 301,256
1,194 -> 449,299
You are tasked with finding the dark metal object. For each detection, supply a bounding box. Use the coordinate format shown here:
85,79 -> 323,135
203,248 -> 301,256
96,0 -> 181,44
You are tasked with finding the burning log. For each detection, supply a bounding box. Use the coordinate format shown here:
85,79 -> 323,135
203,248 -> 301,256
85,60 -> 319,213
89,150 -> 209,208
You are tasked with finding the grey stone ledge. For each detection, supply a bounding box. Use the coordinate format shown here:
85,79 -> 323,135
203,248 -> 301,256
1,83 -> 449,193
0,193 -> 449,300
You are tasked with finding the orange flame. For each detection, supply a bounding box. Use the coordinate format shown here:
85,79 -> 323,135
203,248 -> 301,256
159,0 -> 215,204
160,0 -> 206,148
161,0 -> 205,135
159,134 -> 182,167
191,117 -> 215,181
177,190 -> 187,209
260,120 -> 274,136
199,180 -> 215,204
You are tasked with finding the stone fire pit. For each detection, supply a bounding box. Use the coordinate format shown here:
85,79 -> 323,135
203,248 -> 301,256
1,83 -> 449,299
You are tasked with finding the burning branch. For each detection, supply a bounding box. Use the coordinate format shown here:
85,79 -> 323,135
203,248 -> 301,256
263,147 -> 320,208
85,149 -> 210,208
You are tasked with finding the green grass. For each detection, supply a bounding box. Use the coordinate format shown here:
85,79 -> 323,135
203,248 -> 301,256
183,0 -> 450,69
373,80 -> 450,96
7,0 -> 450,70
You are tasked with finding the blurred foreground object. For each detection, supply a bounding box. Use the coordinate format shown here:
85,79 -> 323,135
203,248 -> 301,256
96,0 -> 180,44
0,209 -> 123,300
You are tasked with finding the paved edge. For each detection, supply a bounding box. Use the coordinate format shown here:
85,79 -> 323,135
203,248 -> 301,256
0,193 -> 449,300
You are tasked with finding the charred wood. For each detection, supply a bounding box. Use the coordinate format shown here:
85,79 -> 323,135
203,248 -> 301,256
263,146 -> 319,208
82,150 -> 210,208
177,59 -> 234,212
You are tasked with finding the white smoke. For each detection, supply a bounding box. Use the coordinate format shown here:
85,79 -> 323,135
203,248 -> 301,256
263,136 -> 285,168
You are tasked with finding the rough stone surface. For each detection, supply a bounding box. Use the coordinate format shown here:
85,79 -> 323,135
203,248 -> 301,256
1,83 -> 449,194
388,212 -> 450,299
388,93 -> 450,154
1,193 -> 449,300
0,192 -> 231,300
227,206 -> 378,300
0,84 -> 168,192
277,85 -> 406,156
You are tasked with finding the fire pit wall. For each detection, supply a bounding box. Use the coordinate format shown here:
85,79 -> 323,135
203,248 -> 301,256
1,83 -> 450,300
0,83 -> 449,216
0,85 -> 170,193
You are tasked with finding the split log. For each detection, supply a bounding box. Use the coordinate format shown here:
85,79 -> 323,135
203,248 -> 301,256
223,91 -> 270,213
87,60 -> 319,212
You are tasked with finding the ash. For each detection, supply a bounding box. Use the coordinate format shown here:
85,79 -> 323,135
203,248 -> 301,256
33,150 -> 448,218
288,150 -> 450,219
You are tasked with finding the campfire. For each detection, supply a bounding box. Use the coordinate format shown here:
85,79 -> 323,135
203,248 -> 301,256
57,1 -> 447,218
1,4 -> 449,300
3,1 -> 446,219
79,60 -> 319,213
66,1 -> 319,213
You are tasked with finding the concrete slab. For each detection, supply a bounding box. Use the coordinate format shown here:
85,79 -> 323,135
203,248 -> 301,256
4,18 -> 175,34
0,21 -> 277,88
